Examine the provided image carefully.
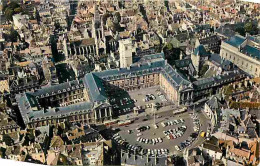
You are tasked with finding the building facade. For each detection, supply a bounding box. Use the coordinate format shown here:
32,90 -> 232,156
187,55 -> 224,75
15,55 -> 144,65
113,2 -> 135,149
16,53 -> 246,128
119,39 -> 133,68
220,35 -> 260,77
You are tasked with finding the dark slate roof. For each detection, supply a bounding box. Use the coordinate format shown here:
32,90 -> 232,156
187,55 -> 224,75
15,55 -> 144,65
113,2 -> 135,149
220,59 -> 232,71
92,58 -> 191,90
121,151 -> 167,166
215,27 -> 236,38
209,54 -> 222,65
207,96 -> 220,110
241,45 -> 260,60
83,73 -> 108,102
33,80 -> 84,98
199,35 -> 220,45
17,92 -> 94,124
174,58 -> 192,68
194,44 -> 209,57
224,35 -> 245,48
134,53 -> 165,64
193,70 -> 245,90
247,36 -> 260,44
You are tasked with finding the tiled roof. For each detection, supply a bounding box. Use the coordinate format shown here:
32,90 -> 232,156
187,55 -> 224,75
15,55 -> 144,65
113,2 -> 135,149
17,92 -> 93,124
194,70 -> 245,90
241,45 -> 260,60
224,35 -> 245,48
207,96 -> 220,110
174,58 -> 192,68
83,73 -> 108,102
33,80 -> 84,98
194,44 -> 209,57
229,148 -> 250,159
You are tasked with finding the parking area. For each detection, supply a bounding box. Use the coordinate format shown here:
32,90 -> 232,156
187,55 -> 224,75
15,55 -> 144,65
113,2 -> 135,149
113,111 -> 202,156
109,86 -> 210,156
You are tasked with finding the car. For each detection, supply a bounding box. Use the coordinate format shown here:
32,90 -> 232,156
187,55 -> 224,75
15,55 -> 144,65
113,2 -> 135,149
154,124 -> 159,129
175,145 -> 180,151
161,122 -> 166,127
159,138 -> 163,143
150,94 -> 156,100
137,133 -> 142,136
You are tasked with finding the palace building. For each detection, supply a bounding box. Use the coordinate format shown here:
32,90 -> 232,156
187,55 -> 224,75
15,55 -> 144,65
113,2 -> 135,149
220,34 -> 260,77
17,53 -> 246,128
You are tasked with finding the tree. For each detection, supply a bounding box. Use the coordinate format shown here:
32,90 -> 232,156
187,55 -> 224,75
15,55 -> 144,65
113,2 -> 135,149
9,28 -> 20,42
163,43 -> 181,65
244,22 -> 253,33
102,12 -> 111,24
235,26 -> 245,36
199,65 -> 209,76
3,2 -> 21,20
4,8 -> 14,20
14,7 -> 22,13
2,134 -> 14,146
114,12 -> 121,24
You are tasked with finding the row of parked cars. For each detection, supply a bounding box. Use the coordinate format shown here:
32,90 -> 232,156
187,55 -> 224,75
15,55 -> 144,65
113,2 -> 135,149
164,125 -> 187,139
112,133 -> 167,157
112,133 -> 141,153
147,148 -> 168,156
136,125 -> 150,132
175,134 -> 197,151
144,94 -> 156,102
191,114 -> 200,132
161,119 -> 184,127
136,137 -> 163,145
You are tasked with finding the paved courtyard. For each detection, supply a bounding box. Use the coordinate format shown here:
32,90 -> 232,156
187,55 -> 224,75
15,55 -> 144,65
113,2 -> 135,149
110,86 -> 210,156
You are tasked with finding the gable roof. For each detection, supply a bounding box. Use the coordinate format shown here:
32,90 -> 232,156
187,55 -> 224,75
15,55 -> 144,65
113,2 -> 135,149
194,44 -> 209,57
83,73 -> 107,102
207,96 -> 220,110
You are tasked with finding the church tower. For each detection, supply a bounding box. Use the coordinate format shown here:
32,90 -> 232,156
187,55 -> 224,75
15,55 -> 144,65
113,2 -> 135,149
119,39 -> 133,68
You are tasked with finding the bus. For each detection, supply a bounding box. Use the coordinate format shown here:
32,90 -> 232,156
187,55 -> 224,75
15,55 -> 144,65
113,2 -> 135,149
104,119 -> 118,126
173,107 -> 187,115
118,120 -> 133,126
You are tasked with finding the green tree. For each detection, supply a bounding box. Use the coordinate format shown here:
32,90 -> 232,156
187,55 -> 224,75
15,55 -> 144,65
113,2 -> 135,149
163,43 -> 181,65
4,8 -> 14,20
244,22 -> 253,33
199,65 -> 209,76
14,7 -> 22,13
114,12 -> 121,24
2,134 -> 14,146
3,2 -> 21,20
9,28 -> 20,42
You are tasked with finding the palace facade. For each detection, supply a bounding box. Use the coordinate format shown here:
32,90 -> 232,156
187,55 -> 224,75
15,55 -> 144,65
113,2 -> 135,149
17,53 -> 246,128
220,35 -> 260,77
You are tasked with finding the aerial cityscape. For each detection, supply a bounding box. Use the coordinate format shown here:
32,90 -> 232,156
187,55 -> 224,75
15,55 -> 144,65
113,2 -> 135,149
0,0 -> 259,165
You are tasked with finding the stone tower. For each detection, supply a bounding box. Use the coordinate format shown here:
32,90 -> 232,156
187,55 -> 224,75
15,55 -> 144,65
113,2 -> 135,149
119,39 -> 133,68
191,44 -> 208,73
